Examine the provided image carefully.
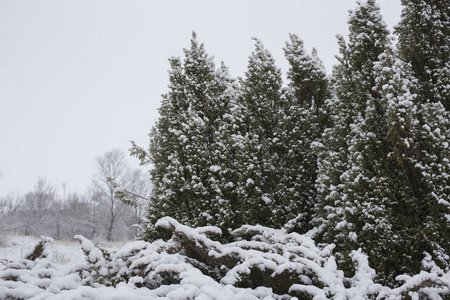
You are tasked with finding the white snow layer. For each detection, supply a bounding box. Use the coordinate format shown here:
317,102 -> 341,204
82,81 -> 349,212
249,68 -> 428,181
0,218 -> 449,299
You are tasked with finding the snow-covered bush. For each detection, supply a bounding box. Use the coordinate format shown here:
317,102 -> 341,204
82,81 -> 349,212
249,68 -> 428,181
24,236 -> 54,261
0,218 -> 449,299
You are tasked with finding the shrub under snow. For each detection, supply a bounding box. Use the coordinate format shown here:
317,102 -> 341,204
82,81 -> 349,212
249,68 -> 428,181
0,218 -> 449,299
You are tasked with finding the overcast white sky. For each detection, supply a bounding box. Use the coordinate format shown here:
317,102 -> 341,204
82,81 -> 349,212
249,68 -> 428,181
0,0 -> 402,196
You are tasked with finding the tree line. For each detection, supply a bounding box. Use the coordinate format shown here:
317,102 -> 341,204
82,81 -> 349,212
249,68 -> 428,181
0,149 -> 150,242
131,0 -> 449,286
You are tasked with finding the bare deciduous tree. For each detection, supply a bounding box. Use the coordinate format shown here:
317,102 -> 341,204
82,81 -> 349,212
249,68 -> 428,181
0,152 -> 150,241
0,193 -> 21,239
91,149 -> 150,241
122,168 -> 151,227
20,179 -> 57,236
92,149 -> 126,241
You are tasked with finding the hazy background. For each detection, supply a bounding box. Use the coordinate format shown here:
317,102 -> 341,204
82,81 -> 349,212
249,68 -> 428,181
0,0 -> 402,196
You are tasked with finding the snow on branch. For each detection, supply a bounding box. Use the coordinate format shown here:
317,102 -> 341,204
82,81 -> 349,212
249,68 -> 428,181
0,220 -> 449,299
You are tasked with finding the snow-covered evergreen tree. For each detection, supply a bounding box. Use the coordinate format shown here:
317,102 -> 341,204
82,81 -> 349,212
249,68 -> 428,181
393,0 -> 450,271
136,33 -> 239,239
393,0 -> 450,272
395,0 -> 450,110
128,1 -> 449,285
371,44 -> 427,282
144,54 -> 192,237
282,34 -> 329,233
313,35 -> 355,264
375,41 -> 450,279
203,62 -> 245,232
180,34 -> 237,227
419,101 -> 450,270
314,0 -> 394,280
283,34 -> 329,112
238,38 -> 288,228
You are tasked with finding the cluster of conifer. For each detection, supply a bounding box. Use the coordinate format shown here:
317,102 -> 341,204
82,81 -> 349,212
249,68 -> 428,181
131,0 -> 449,285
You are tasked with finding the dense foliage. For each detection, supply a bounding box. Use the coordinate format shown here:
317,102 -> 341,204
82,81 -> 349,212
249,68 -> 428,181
0,0 -> 448,297
130,0 -> 450,288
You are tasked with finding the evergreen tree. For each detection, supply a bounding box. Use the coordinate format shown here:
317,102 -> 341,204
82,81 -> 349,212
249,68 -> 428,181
134,33 -> 239,239
419,101 -> 450,270
313,35 -> 356,261
126,1 -> 450,285
314,0 -> 393,279
282,34 -> 329,233
145,55 -> 192,233
394,0 -> 450,271
375,42 -> 450,279
204,62 -> 244,232
180,34 -> 235,227
395,0 -> 450,109
238,38 -> 287,228
283,34 -> 329,112
370,43 -> 426,282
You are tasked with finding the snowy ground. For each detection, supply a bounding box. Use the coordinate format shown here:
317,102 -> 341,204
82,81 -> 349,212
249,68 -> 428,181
0,235 -> 126,264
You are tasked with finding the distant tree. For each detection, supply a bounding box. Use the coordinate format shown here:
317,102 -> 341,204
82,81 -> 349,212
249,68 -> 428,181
121,168 -> 151,227
0,181 -> 89,240
23,179 -> 56,218
0,194 -> 21,238
92,149 -> 126,241
91,149 -> 147,241
19,179 -> 58,236
59,192 -> 94,239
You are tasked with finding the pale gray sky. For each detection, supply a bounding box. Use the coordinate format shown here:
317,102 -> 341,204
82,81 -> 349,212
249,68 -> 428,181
0,0 -> 402,196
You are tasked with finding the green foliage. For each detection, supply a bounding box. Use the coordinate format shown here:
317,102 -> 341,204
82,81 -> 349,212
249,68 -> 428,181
395,0 -> 450,109
313,0 -> 392,279
237,38 -> 286,228
25,236 -> 53,261
372,44 -> 426,282
284,34 -> 329,111
393,0 -> 450,273
419,101 -> 450,270
134,33 -> 241,239
282,34 -> 329,233
133,0 -> 450,288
